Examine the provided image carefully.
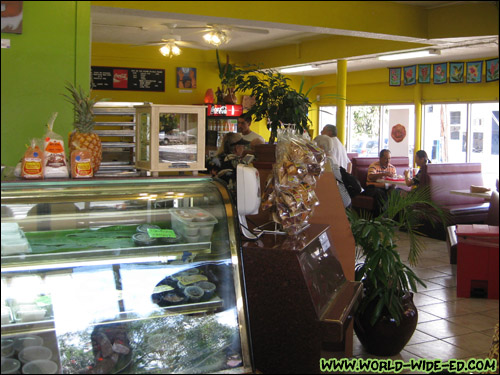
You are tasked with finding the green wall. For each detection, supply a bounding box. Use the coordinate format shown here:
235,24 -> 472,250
1,1 -> 91,167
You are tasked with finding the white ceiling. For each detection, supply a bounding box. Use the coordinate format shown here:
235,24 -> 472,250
91,3 -> 499,76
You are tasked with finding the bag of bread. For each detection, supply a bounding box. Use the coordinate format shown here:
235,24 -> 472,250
43,112 -> 69,178
71,141 -> 93,178
21,139 -> 44,179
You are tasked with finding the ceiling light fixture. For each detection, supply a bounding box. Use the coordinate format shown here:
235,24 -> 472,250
280,65 -> 319,74
159,41 -> 181,58
378,49 -> 440,61
203,29 -> 229,47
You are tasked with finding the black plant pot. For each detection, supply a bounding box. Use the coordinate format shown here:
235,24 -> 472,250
354,292 -> 418,356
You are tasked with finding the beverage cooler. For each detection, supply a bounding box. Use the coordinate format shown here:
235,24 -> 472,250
1,178 -> 252,374
205,104 -> 243,155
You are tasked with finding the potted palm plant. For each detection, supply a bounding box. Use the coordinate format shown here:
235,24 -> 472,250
348,187 -> 447,356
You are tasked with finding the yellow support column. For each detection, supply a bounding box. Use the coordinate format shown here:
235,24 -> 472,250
414,84 -> 422,166
336,59 -> 347,144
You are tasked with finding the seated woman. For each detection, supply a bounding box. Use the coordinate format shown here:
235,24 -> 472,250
207,132 -> 250,192
404,150 -> 430,187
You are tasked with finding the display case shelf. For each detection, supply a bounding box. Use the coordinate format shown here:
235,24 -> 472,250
1,178 -> 252,374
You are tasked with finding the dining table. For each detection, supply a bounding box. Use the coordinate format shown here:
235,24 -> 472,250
449,189 -> 492,201
376,178 -> 408,187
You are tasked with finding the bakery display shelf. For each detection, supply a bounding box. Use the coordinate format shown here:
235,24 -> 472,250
95,129 -> 135,136
1,319 -> 55,337
98,164 -> 137,171
1,241 -> 212,271
102,142 -> 136,148
95,122 -> 136,127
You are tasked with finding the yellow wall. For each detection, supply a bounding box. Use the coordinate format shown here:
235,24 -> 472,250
314,62 -> 499,106
92,41 -> 499,144
92,43 -> 219,104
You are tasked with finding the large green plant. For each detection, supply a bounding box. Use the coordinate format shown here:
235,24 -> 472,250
216,49 -> 244,93
348,187 -> 447,326
235,70 -> 327,144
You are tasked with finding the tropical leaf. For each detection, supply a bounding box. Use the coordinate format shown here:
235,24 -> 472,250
347,185 -> 446,325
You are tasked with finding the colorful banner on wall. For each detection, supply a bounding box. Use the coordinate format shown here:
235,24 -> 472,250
389,58 -> 498,86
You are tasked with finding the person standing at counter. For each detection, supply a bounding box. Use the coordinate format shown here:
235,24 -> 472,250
321,124 -> 351,172
314,135 -> 351,208
237,114 -> 265,144
404,150 -> 430,188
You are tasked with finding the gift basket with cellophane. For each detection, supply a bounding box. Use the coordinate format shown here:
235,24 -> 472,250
261,128 -> 326,235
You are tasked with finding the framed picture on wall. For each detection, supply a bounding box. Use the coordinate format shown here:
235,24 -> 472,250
466,61 -> 483,83
418,64 -> 431,84
449,62 -> 464,83
433,63 -> 447,84
403,65 -> 416,85
389,68 -> 401,86
176,67 -> 197,88
1,1 -> 23,34
485,58 -> 499,82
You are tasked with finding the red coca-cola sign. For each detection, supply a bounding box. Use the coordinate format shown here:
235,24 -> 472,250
113,69 -> 128,89
207,104 -> 243,117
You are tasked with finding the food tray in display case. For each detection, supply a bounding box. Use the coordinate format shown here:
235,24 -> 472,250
1,177 -> 252,374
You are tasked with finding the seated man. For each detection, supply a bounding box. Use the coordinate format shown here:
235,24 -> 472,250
364,149 -> 397,215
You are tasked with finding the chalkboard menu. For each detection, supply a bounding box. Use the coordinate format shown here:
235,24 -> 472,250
91,66 -> 165,92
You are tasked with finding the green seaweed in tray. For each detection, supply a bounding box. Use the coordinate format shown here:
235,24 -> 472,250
23,225 -> 165,254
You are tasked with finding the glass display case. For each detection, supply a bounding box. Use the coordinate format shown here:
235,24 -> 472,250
135,104 -> 206,175
1,178 -> 252,374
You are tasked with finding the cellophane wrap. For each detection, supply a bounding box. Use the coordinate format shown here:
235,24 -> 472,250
261,128 -> 326,235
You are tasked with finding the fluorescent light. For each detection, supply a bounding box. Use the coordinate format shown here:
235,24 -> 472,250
280,65 -> 319,73
378,50 -> 440,61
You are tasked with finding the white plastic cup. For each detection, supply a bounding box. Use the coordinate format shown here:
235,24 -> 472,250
1,306 -> 13,325
1,338 -> 15,357
21,359 -> 58,374
18,346 -> 52,364
17,309 -> 45,323
1,357 -> 21,374
13,336 -> 44,354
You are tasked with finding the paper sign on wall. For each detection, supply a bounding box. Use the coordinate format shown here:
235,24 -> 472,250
388,109 -> 409,157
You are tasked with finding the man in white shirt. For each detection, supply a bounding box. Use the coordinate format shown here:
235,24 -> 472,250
237,114 -> 265,144
321,124 -> 351,172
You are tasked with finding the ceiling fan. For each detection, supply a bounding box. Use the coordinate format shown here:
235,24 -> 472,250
163,23 -> 269,46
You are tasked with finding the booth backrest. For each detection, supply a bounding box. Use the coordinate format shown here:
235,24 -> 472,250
420,163 -> 485,207
351,156 -> 410,189
347,153 -> 358,161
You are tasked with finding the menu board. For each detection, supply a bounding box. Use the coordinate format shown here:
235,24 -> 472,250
91,66 -> 165,92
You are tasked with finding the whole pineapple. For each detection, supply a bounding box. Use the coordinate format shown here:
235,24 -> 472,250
64,83 -> 102,174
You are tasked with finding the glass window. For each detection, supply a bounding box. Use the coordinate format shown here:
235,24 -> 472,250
347,106 -> 380,156
470,103 -> 499,188
345,104 -> 414,162
423,102 -> 499,188
423,103 -> 468,163
318,106 -> 336,133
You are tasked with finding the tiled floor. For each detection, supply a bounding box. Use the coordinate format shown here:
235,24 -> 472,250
352,231 -> 498,373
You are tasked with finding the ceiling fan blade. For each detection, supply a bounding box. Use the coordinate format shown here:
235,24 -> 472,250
229,26 -> 269,35
136,42 -> 167,46
162,23 -> 209,31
